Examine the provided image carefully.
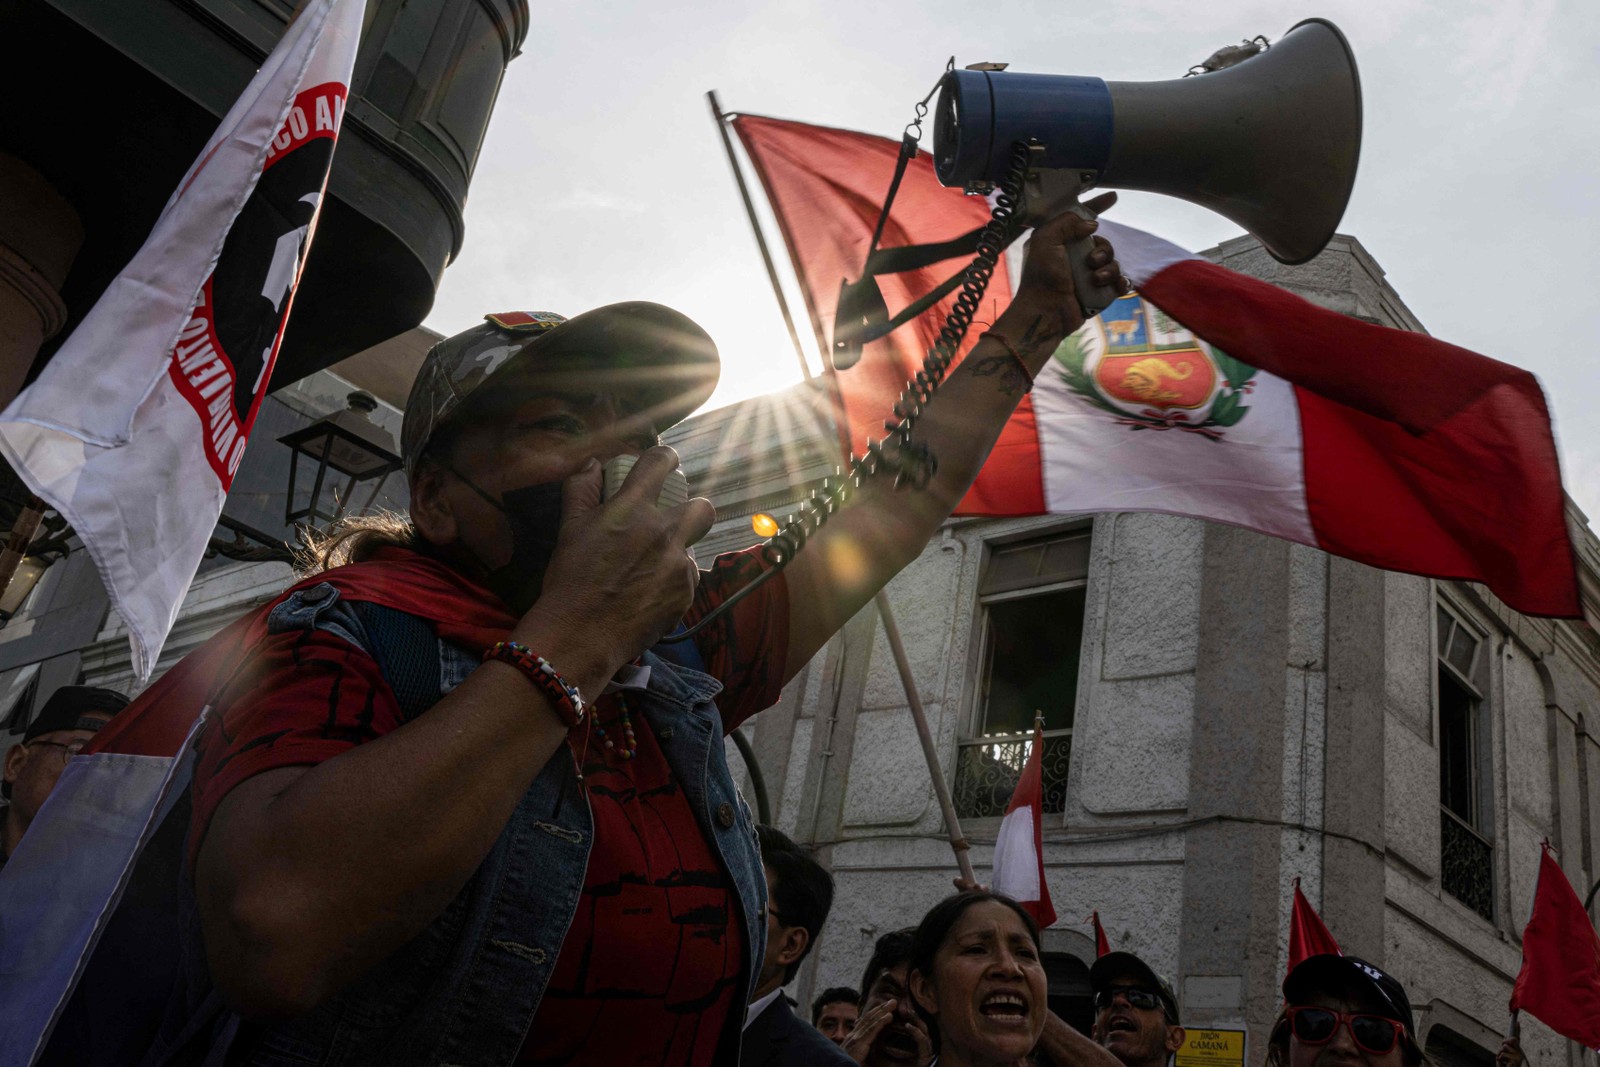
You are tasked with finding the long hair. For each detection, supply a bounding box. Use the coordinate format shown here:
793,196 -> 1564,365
906,890 -> 1042,1042
293,510 -> 427,576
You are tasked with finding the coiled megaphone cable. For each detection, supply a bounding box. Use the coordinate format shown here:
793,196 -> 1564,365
659,140 -> 1034,645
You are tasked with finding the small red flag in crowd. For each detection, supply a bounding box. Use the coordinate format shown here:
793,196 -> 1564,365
1091,911 -> 1111,957
1511,845 -> 1600,1050
989,719 -> 1056,928
1288,877 -> 1342,972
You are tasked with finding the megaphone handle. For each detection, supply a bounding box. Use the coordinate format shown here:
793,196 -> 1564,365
1064,203 -> 1120,319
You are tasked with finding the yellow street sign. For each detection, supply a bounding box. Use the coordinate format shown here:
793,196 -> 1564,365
1176,1028 -> 1248,1067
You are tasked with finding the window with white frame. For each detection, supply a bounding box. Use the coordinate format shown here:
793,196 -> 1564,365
951,530 -> 1089,820
1436,600 -> 1493,921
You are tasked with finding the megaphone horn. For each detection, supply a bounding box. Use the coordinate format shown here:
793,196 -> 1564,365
932,18 -> 1363,267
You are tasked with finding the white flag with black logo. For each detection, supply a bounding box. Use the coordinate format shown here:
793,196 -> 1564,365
0,0 -> 366,680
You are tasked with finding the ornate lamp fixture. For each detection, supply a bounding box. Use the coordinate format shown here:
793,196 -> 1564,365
0,506 -> 75,626
277,390 -> 402,528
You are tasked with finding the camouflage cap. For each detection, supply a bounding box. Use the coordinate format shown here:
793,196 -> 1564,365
400,302 -> 720,477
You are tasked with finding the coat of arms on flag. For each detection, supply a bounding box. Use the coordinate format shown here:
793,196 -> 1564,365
733,111 -> 1580,618
1054,292 -> 1257,440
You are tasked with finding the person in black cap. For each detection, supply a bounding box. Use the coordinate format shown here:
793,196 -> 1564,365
1269,955 -> 1420,1067
1089,952 -> 1185,1067
152,206 -> 1122,1066
2,685 -> 127,864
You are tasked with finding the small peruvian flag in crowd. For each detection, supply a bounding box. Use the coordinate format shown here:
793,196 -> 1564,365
1511,845 -> 1600,1050
732,114 -> 1581,620
990,719 -> 1057,928
0,0 -> 366,680
1287,877 -> 1342,973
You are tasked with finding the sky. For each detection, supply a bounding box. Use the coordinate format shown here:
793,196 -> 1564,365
423,0 -> 1600,522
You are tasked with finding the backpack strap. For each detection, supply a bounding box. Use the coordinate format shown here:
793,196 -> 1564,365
649,624 -> 706,675
348,601 -> 444,723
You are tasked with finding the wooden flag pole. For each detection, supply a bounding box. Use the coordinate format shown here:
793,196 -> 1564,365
876,589 -> 978,884
709,92 -> 976,883
705,90 -> 813,383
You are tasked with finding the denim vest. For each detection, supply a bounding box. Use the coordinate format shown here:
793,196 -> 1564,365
192,584 -> 767,1067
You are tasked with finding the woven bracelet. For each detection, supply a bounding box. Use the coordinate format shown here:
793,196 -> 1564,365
482,641 -> 586,728
978,331 -> 1035,391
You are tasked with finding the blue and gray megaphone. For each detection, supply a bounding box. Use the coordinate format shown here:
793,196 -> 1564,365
934,18 -> 1362,317
833,20 -> 1361,367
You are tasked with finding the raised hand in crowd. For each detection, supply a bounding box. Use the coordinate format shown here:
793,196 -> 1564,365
839,996 -> 935,1067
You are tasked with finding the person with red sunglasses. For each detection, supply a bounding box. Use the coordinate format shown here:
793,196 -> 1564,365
1267,955 -> 1422,1067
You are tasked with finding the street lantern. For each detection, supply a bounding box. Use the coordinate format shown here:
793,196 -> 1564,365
0,554 -> 50,624
278,391 -> 402,528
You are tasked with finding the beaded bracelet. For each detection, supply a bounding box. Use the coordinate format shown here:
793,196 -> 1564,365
978,331 -> 1035,391
482,641 -> 586,728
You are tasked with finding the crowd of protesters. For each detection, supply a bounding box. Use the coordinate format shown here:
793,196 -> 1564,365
0,191 -> 1123,1067
0,200 -> 1536,1067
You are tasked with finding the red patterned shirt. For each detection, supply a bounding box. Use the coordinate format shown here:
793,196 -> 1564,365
188,546 -> 789,1066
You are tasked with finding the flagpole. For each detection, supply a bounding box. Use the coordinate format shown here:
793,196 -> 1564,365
705,90 -> 813,383
711,96 -> 976,884
876,589 -> 977,884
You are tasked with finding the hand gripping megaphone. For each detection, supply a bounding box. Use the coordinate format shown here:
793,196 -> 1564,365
932,18 -> 1362,317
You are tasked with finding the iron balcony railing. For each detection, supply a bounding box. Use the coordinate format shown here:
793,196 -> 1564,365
952,728 -> 1071,820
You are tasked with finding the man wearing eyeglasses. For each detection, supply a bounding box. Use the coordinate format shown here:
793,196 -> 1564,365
1088,952 -> 1185,1067
1,685 -> 128,867
742,825 -> 853,1067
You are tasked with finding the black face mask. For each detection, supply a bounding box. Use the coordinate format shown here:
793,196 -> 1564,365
448,467 -> 565,615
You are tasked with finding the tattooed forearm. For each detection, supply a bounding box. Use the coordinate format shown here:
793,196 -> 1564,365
968,354 -> 1030,398
968,313 -> 1061,398
1014,314 -> 1059,359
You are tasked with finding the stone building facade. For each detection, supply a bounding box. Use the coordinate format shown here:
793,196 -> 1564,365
3,234 -> 1594,1066
685,236 -> 1600,1067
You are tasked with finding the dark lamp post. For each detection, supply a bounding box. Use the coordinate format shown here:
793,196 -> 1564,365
278,391 -> 402,527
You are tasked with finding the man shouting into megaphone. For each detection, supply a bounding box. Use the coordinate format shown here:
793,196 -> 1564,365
117,202 -> 1123,1067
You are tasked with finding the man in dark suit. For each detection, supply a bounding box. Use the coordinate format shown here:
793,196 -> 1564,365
741,826 -> 853,1067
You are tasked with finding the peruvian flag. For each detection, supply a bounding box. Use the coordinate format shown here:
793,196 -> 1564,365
732,114 -> 1580,619
1288,877 -> 1342,973
1510,845 -> 1600,1050
1090,911 -> 1111,956
989,720 -> 1057,928
0,0 -> 366,681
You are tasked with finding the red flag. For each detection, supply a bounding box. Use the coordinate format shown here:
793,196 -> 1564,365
1091,911 -> 1111,957
989,721 -> 1056,928
731,114 -> 1041,515
1511,846 -> 1600,1050
1288,877 -> 1342,972
732,113 -> 1579,618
